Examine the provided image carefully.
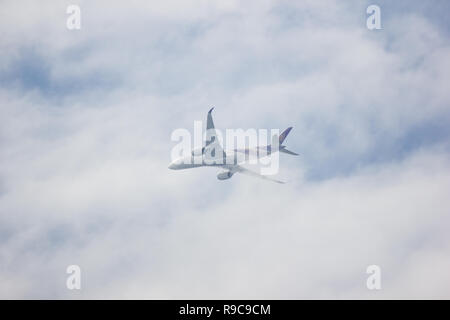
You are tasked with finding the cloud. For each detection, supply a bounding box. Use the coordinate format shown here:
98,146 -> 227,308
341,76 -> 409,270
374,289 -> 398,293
0,0 -> 449,298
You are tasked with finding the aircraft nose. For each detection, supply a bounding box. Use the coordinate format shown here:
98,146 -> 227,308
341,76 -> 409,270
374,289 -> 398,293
169,158 -> 184,170
168,160 -> 178,170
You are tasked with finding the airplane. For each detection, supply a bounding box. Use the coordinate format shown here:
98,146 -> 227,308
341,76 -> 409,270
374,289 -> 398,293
168,108 -> 298,183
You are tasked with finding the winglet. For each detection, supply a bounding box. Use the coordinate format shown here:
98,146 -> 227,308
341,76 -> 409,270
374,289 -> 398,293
208,107 -> 214,114
271,133 -> 279,150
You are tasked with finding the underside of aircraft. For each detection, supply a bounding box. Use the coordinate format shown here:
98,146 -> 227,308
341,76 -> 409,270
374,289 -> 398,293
169,108 -> 298,184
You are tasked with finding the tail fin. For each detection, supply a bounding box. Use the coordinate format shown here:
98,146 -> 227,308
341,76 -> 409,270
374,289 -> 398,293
279,127 -> 293,145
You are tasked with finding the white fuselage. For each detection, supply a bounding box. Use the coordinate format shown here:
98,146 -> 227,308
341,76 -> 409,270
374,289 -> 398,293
168,150 -> 240,170
168,148 -> 273,170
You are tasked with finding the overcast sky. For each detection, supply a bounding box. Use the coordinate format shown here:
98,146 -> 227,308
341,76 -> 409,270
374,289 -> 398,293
1,0 -> 450,299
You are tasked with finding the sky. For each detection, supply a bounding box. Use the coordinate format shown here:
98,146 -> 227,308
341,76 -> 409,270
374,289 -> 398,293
0,0 -> 450,299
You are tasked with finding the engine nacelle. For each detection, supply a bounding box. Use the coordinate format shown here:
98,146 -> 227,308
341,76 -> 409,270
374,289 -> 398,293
191,147 -> 205,156
217,170 -> 234,180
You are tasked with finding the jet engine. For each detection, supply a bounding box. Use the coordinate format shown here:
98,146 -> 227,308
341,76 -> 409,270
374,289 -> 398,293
191,147 -> 205,156
217,170 -> 234,180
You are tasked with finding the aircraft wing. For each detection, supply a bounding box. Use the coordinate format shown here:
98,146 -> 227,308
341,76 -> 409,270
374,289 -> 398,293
234,165 -> 285,184
204,108 -> 226,161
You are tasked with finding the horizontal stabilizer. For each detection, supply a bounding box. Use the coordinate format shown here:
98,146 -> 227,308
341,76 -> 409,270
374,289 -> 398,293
280,148 -> 299,156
